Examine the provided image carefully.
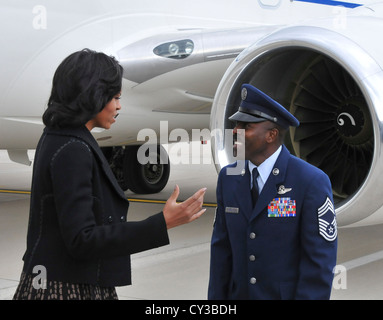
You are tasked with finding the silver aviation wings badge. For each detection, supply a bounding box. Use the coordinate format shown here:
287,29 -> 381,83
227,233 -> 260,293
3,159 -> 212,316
278,185 -> 292,195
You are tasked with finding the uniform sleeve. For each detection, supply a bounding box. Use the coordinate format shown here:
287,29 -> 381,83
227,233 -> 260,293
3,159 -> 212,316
208,169 -> 233,300
295,170 -> 337,299
51,141 -> 169,260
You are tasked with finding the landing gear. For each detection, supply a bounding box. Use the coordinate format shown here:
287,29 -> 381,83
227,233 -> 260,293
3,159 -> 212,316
102,145 -> 170,194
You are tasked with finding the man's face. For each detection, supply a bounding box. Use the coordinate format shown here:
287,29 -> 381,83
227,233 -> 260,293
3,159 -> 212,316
233,120 -> 277,164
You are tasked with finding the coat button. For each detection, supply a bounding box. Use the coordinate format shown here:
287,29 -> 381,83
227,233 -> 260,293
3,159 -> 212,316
120,216 -> 125,222
250,277 -> 257,285
249,255 -> 256,261
108,216 -> 113,223
250,232 -> 256,239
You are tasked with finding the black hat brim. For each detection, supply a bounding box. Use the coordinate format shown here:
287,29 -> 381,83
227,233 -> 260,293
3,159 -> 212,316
228,111 -> 268,123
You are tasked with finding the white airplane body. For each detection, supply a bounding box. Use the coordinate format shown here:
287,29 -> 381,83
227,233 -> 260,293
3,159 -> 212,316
0,0 -> 346,150
1,0 -> 383,227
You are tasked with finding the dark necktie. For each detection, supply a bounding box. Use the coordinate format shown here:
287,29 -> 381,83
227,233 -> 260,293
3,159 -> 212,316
251,167 -> 259,207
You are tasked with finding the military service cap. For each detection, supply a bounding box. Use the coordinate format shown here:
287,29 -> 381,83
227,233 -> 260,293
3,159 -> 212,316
229,84 -> 300,129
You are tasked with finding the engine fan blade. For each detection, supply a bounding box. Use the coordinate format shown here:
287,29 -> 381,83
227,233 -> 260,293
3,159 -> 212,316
289,55 -> 373,200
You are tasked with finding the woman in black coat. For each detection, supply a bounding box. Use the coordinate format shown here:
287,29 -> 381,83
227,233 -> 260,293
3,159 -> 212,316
13,49 -> 206,300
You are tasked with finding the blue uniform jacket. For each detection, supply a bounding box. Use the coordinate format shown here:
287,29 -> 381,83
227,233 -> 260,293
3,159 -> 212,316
208,145 -> 337,300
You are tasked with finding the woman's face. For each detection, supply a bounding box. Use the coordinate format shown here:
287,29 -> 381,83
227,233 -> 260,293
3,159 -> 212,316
86,93 -> 121,130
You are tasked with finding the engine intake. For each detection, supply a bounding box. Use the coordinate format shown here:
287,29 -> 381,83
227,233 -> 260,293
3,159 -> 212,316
211,25 -> 383,226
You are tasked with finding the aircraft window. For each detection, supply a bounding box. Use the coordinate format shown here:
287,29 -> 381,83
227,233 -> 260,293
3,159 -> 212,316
153,39 -> 194,59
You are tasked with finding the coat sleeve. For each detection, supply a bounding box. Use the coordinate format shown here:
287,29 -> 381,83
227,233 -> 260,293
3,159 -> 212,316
208,169 -> 233,299
295,170 -> 337,299
50,140 -> 169,260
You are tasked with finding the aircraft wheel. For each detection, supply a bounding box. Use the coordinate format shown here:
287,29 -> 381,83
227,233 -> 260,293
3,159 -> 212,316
124,145 -> 170,194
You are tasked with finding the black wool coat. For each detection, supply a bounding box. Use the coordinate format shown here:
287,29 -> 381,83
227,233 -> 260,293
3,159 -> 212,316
21,126 -> 169,287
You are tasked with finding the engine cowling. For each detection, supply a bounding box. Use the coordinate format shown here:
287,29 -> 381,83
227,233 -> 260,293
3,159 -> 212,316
210,10 -> 383,226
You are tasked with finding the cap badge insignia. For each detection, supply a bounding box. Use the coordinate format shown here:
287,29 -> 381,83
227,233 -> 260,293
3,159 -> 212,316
241,88 -> 247,100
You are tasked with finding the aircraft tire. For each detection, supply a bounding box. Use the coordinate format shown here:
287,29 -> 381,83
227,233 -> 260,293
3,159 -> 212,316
124,145 -> 170,194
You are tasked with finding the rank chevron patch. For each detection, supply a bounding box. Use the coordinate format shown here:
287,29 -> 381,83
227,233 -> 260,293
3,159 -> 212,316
317,197 -> 337,242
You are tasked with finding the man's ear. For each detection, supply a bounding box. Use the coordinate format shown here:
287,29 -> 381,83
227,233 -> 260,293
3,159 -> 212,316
267,128 -> 279,143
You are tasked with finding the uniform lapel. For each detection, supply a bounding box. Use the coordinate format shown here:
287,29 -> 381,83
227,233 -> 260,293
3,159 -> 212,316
250,146 -> 290,221
232,160 -> 253,220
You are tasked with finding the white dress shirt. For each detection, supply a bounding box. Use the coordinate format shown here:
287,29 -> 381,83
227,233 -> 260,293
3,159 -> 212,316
248,145 -> 282,194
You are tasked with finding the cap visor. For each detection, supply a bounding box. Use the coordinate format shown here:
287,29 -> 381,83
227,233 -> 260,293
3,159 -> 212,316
229,111 -> 267,123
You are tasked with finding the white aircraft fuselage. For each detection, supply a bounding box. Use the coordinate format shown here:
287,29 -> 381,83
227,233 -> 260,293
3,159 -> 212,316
2,0 -> 383,227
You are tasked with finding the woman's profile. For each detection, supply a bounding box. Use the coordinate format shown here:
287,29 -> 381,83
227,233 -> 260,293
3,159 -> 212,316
13,48 -> 206,300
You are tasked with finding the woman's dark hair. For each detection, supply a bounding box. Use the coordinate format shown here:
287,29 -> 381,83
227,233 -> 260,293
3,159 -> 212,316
43,48 -> 123,128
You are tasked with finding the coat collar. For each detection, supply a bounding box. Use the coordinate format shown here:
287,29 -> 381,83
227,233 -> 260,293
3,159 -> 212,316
233,145 -> 291,221
44,126 -> 127,200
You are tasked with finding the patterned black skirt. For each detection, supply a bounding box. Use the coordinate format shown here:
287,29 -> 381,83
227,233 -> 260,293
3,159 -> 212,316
13,272 -> 118,300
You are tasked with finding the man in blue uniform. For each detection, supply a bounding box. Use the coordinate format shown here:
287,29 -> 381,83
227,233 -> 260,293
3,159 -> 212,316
208,84 -> 337,300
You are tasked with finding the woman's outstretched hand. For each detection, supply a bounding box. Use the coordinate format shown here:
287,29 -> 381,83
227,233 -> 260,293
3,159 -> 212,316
163,185 -> 207,229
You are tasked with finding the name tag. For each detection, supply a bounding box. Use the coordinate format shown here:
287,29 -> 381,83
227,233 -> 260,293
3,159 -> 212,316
225,207 -> 239,214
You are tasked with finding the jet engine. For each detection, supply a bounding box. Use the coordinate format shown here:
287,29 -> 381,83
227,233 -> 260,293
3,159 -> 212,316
210,8 -> 383,226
